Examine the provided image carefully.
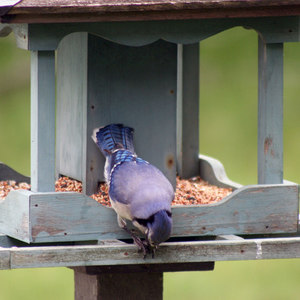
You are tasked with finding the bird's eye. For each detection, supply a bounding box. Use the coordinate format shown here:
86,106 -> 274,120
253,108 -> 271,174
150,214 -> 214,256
167,211 -> 172,217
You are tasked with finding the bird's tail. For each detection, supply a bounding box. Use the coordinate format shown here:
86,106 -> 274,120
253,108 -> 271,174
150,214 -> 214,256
92,123 -> 135,156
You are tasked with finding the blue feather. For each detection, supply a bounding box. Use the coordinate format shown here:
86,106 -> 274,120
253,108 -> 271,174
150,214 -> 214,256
92,123 -> 174,253
93,124 -> 135,156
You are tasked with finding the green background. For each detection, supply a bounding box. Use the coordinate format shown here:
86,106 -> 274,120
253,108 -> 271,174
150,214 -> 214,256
0,26 -> 300,299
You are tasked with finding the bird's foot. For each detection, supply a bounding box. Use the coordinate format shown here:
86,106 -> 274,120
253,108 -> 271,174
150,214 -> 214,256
122,226 -> 158,258
122,226 -> 148,258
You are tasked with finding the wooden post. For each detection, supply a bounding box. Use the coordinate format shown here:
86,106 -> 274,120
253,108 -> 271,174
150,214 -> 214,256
177,43 -> 200,179
31,50 -> 56,192
257,37 -> 283,184
73,262 -> 214,300
74,269 -> 163,300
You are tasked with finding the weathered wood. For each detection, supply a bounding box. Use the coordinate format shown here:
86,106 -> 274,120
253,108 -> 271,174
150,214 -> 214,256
74,270 -> 163,300
56,32 -> 88,182
172,183 -> 298,237
30,50 -> 55,192
57,35 -> 177,193
0,190 -> 31,242
4,16 -> 298,51
258,38 -> 283,184
0,178 -> 297,244
199,154 -> 242,189
2,0 -> 300,23
4,236 -> 300,270
0,154 -> 298,244
177,43 -> 200,179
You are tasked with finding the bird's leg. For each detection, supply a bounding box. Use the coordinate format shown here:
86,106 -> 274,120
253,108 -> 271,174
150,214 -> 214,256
145,234 -> 157,258
117,216 -> 147,257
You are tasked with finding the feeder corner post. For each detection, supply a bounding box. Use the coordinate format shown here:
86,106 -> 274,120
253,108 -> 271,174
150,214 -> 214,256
257,36 -> 283,185
74,267 -> 163,300
177,43 -> 200,179
30,50 -> 56,192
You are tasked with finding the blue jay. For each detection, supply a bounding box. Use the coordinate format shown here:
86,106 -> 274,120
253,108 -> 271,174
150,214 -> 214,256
92,124 -> 174,257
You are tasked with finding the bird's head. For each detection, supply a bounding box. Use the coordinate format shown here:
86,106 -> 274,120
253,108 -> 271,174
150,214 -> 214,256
145,210 -> 172,247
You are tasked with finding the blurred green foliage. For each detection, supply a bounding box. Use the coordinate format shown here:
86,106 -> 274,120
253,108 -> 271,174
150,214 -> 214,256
0,26 -> 300,300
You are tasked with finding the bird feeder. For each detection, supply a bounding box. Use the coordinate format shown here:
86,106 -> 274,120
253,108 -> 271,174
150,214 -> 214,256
0,1 -> 300,298
0,0 -> 299,244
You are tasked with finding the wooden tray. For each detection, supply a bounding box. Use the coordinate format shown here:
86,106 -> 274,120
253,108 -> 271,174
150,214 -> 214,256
0,155 -> 298,243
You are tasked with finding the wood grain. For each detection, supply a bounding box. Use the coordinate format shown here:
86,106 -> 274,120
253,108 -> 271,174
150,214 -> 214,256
0,154 -> 298,244
2,0 -> 300,23
3,236 -> 300,269
30,50 -> 56,192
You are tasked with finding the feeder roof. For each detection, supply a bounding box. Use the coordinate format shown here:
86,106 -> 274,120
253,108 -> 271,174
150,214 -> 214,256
1,0 -> 300,24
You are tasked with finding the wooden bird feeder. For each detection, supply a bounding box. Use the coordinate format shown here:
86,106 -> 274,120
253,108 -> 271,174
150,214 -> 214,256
1,0 -> 300,299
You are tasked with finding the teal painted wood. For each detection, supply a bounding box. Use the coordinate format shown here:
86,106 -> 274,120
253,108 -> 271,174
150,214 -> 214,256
0,157 -> 297,244
3,16 -> 299,51
0,190 -> 31,242
5,236 -> 300,270
30,51 -> 56,192
258,38 -> 283,184
86,36 -> 177,191
56,32 -> 88,183
199,154 -> 242,189
172,183 -> 298,237
56,34 -> 177,193
1,189 -> 127,243
176,43 -> 200,179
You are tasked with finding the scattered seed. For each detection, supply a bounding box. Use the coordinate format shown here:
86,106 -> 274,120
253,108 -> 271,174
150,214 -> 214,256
0,176 -> 232,207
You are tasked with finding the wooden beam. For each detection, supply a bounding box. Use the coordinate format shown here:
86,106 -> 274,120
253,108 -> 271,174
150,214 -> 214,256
177,43 -> 200,179
257,38 -> 283,184
2,0 -> 300,23
30,51 -> 55,192
3,236 -> 300,270
74,269 -> 163,300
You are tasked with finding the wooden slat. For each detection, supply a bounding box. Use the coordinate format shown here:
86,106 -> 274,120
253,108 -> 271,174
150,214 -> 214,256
5,236 -> 300,270
257,38 -> 283,184
30,50 -> 56,192
177,43 -> 200,179
2,0 -> 300,23
172,183 -> 298,236
199,154 -> 242,189
0,190 -> 31,243
56,32 -> 88,184
0,153 -> 298,244
7,17 -> 299,51
0,181 -> 297,244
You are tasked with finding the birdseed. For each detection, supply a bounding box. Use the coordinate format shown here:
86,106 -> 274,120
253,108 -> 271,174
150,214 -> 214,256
0,176 -> 232,206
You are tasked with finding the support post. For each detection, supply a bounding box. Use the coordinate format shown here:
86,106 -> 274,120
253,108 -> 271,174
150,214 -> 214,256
257,37 -> 283,184
73,262 -> 214,299
74,269 -> 163,300
177,43 -> 200,178
31,51 -> 56,192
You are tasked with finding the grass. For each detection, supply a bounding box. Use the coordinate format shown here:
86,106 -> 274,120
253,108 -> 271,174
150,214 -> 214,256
0,26 -> 300,299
